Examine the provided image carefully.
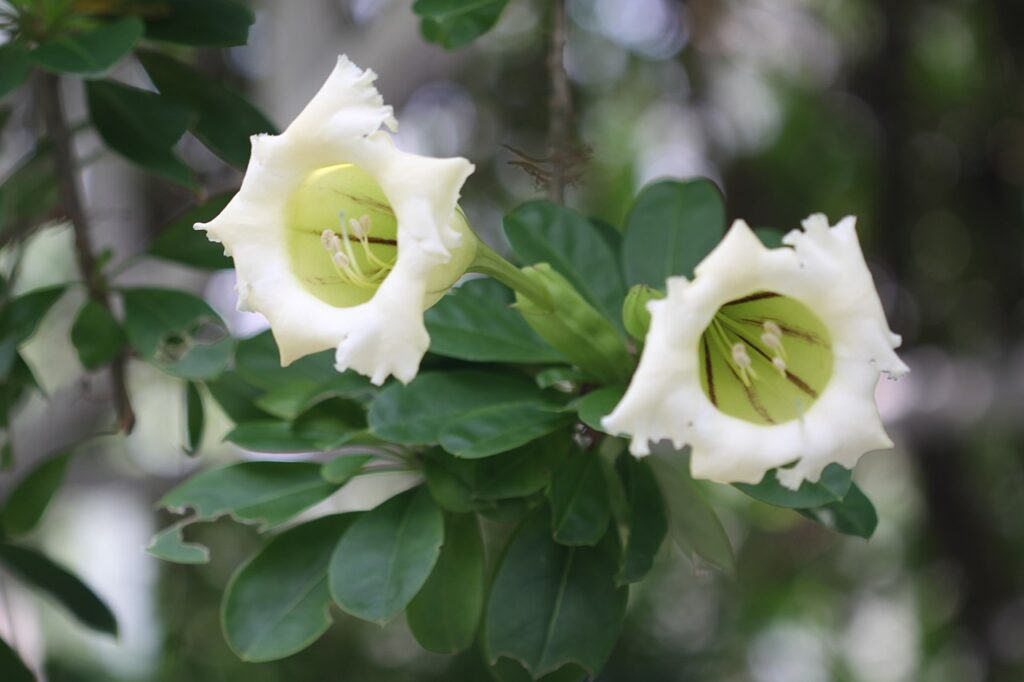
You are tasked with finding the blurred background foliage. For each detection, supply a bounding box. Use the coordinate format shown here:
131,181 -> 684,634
1,0 -> 1023,680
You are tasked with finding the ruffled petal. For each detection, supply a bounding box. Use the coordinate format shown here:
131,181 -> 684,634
605,215 -> 905,489
195,56 -> 475,384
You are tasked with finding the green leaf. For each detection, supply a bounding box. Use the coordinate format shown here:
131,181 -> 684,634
70,300 -> 125,370
234,331 -> 372,398
755,227 -> 785,247
0,146 -> 57,239
1,450 -> 72,537
224,421 -> 323,453
30,18 -> 142,77
548,450 -> 610,546
622,179 -> 726,287
423,448 -> 488,513
735,463 -> 853,509
121,287 -> 231,380
0,286 -> 66,345
329,487 -> 443,625
158,461 -> 340,530
204,372 -> 268,423
425,278 -> 565,364
321,455 -> 372,485
146,520 -> 209,564
183,381 -> 204,455
413,0 -> 509,49
490,658 -> 587,682
406,513 -> 484,654
616,456 -> 667,584
143,0 -> 255,47
472,433 -> 567,500
0,634 -> 35,682
223,514 -> 354,661
0,543 -> 117,635
800,482 -> 878,539
0,42 -> 31,98
368,370 -> 546,445
137,50 -> 276,167
85,80 -> 191,185
484,510 -> 627,676
575,387 -> 625,434
291,398 -> 365,450
504,201 -> 626,329
647,451 -> 734,573
148,194 -> 234,269
440,402 -> 571,460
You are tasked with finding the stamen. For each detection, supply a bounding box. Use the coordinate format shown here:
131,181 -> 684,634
772,356 -> 787,377
763,320 -> 782,338
761,321 -> 788,360
349,214 -> 371,239
732,342 -> 758,385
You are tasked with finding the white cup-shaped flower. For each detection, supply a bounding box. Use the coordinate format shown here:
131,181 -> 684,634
603,215 -> 908,489
196,56 -> 476,385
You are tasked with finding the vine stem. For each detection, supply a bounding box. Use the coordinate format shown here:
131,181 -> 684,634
547,0 -> 572,203
469,239 -> 551,309
37,73 -> 135,433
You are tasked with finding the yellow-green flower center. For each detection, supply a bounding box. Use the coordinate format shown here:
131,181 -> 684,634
698,292 -> 833,425
286,163 -> 400,308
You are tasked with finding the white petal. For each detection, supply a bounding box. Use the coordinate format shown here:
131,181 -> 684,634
195,56 -> 474,384
605,214 -> 906,489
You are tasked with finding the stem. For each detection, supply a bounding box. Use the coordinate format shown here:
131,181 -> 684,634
37,73 -> 135,433
547,0 -> 572,203
469,239 -> 551,308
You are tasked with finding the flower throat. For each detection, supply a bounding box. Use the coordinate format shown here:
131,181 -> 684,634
698,292 -> 833,425
286,164 -> 399,308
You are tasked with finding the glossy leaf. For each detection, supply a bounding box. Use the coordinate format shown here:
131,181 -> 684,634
800,482 -> 878,539
413,0 -> 509,49
0,42 -> 31,98
548,450 -> 610,546
647,451 -> 735,573
425,278 -> 564,363
440,402 -> 571,459
407,513 -> 485,653
0,634 -> 34,682
505,201 -> 626,328
30,18 -> 142,77
204,372 -> 271,423
158,461 -> 339,530
0,543 -> 117,635
144,0 -> 255,47
616,455 -> 667,584
234,331 -> 371,397
490,658 -> 587,682
321,455 -> 372,485
329,487 -> 443,625
735,463 -> 853,509
1,450 -> 72,537
121,288 -> 231,380
183,382 -> 204,455
223,515 -> 354,661
575,386 -> 625,434
368,370 -> 546,445
472,433 -> 567,500
85,80 -> 191,185
484,510 -> 627,676
138,51 -> 276,167
423,448 -> 487,513
146,521 -> 209,564
622,179 -> 726,287
148,194 -> 234,269
70,300 -> 125,370
224,421 -> 324,453
0,286 -> 66,344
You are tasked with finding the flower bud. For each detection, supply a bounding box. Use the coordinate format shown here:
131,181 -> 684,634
514,264 -> 631,385
621,284 -> 665,342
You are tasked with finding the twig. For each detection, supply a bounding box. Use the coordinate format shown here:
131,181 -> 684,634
547,0 -> 572,203
36,73 -> 135,433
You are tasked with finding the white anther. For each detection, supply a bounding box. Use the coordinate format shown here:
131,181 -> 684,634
731,342 -> 752,368
349,214 -> 371,239
332,252 -> 350,268
321,229 -> 342,253
763,320 -> 782,338
773,356 -> 787,376
761,332 -> 782,349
